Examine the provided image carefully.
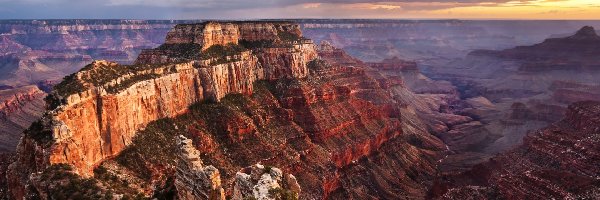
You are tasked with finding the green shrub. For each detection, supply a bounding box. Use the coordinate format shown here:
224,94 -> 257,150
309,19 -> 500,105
157,43 -> 202,60
38,164 -> 109,200
53,73 -> 85,97
239,39 -> 275,49
268,188 -> 298,200
307,59 -> 329,71
199,43 -> 247,61
115,118 -> 183,180
25,120 -> 53,144
277,31 -> 301,43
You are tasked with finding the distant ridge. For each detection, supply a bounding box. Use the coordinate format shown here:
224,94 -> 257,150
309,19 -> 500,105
568,26 -> 600,40
468,26 -> 600,71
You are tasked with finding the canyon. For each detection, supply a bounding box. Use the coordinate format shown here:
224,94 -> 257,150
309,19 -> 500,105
432,100 -> 600,199
7,21 -> 447,199
0,20 -> 599,199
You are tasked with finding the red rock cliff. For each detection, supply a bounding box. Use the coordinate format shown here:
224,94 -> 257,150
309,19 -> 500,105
7,21 -> 317,199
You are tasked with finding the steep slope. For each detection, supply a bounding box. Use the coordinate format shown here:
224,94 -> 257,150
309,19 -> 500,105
7,21 -> 447,199
432,101 -> 600,199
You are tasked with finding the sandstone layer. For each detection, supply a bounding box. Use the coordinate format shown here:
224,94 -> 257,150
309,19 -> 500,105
7,21 -> 317,199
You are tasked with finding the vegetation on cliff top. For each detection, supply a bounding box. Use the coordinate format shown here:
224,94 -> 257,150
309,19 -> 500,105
199,43 -> 247,60
116,118 -> 183,180
25,120 -> 53,145
46,61 -> 180,109
31,164 -> 108,200
156,43 -> 202,60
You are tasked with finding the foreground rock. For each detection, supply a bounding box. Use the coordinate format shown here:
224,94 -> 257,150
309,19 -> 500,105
175,135 -> 225,200
233,164 -> 300,200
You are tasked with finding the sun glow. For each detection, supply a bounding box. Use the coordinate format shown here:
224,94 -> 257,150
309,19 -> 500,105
292,0 -> 600,19
429,0 -> 600,19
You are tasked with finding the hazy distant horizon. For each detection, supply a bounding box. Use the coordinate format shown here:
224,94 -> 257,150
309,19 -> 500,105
1,0 -> 599,20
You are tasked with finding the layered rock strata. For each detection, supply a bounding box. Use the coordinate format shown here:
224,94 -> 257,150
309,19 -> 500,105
7,21 -> 317,199
164,21 -> 302,50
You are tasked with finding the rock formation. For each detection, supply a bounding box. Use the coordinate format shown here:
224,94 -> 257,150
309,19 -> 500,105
7,21 -> 319,199
175,135 -> 300,200
6,20 -> 451,199
175,135 -> 225,200
0,20 -> 196,88
232,164 -> 300,200
4,19 -> 600,200
163,22 -> 301,50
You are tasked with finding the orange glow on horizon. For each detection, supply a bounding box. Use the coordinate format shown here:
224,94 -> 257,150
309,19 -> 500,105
295,0 -> 600,20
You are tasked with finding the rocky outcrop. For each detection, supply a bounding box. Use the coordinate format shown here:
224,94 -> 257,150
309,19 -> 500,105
164,21 -> 301,50
24,38 -> 447,199
175,135 -> 225,200
7,21 -> 318,199
0,86 -> 46,152
233,164 -> 300,200
175,134 -> 300,200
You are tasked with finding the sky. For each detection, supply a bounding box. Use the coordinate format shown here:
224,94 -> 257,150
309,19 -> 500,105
0,0 -> 599,20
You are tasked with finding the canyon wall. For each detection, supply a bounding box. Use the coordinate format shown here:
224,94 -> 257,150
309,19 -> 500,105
164,21 -> 301,49
8,21 -> 317,199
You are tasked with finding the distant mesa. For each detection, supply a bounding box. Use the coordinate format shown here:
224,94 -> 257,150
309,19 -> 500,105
468,26 -> 600,71
569,26 -> 600,39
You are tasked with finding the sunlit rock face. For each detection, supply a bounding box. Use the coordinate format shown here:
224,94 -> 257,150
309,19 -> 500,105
164,22 -> 301,50
432,101 -> 600,199
6,20 -> 452,199
6,21 -> 319,199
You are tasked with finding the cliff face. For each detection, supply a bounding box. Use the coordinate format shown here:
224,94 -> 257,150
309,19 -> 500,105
7,21 -> 318,199
164,22 -> 301,50
7,20 -> 449,199
47,61 -> 205,177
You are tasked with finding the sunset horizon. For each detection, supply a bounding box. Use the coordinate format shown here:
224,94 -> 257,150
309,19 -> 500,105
1,1 -> 599,200
1,0 -> 599,20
